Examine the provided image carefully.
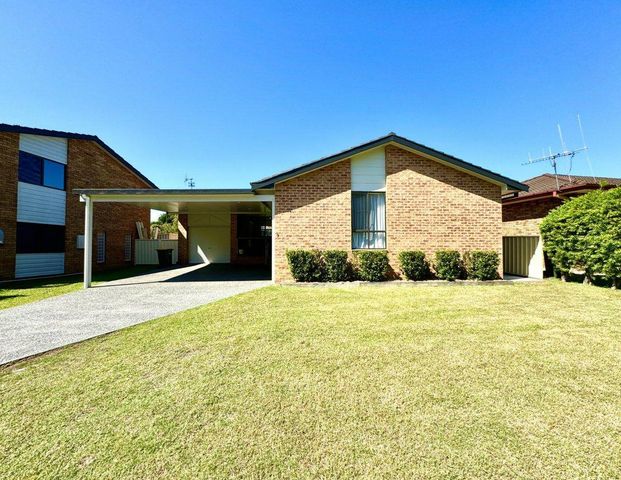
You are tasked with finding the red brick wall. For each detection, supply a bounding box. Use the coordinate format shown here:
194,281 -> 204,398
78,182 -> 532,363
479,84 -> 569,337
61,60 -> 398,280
65,139 -> 152,274
274,161 -> 352,281
0,133 -> 19,280
177,214 -> 189,265
385,145 -> 503,277
273,145 -> 503,281
502,197 -> 563,222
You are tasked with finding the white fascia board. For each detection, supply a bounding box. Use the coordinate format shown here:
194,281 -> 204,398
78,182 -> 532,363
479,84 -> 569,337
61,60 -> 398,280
88,193 -> 275,203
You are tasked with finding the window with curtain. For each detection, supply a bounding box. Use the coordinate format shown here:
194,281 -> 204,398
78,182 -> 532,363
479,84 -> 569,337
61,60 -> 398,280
352,192 -> 386,249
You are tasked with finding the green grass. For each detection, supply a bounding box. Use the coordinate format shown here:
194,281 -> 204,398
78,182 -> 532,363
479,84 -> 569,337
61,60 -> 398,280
1,281 -> 620,479
0,266 -> 160,310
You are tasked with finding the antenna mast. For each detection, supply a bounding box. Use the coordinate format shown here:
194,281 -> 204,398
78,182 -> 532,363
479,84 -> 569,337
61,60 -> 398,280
523,115 -> 591,189
184,175 -> 195,189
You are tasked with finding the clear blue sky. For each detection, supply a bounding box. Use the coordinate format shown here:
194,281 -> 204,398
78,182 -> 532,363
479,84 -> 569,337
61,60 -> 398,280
1,1 -> 620,188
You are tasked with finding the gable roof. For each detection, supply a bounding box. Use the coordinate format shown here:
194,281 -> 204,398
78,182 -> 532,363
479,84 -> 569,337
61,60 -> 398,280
515,173 -> 621,198
251,133 -> 528,191
0,123 -> 157,188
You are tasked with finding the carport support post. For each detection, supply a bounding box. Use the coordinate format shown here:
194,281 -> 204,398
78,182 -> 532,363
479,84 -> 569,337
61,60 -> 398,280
83,195 -> 93,288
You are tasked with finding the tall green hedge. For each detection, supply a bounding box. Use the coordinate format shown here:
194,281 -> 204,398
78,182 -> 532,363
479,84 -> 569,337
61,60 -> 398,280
540,187 -> 621,287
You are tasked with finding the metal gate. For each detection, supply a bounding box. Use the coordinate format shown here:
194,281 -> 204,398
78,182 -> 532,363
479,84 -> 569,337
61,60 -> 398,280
503,236 -> 539,277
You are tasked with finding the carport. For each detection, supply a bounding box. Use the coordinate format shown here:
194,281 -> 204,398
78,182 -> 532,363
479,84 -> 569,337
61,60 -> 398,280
75,189 -> 275,288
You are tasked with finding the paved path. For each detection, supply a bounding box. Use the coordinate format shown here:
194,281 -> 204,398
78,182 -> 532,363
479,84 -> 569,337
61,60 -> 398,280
0,265 -> 270,365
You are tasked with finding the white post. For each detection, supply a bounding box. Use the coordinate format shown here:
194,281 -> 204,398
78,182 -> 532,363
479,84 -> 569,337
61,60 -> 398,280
83,195 -> 93,288
271,198 -> 276,283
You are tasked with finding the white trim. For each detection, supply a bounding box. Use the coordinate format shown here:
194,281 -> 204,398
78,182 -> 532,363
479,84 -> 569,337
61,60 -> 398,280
83,196 -> 93,288
88,193 -> 274,203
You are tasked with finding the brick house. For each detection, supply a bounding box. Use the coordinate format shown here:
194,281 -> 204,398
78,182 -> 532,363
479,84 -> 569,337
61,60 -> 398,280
77,133 -> 526,284
0,124 -> 155,280
502,173 -> 621,279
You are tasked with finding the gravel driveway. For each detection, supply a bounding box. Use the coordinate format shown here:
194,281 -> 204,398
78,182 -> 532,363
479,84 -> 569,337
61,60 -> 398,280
0,265 -> 270,365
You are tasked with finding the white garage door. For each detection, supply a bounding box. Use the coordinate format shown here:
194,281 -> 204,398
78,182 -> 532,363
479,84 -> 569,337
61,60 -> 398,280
189,227 -> 230,264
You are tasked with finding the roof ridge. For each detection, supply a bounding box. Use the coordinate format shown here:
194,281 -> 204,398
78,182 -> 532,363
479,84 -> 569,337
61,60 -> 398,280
251,133 -> 528,191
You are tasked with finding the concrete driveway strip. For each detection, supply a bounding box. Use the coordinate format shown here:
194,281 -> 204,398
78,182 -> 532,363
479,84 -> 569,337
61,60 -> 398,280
0,265 -> 270,365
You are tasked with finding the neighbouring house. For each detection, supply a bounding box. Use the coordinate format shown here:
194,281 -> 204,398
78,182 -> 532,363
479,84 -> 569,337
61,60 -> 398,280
502,173 -> 621,279
0,124 -> 155,280
75,133 -> 527,285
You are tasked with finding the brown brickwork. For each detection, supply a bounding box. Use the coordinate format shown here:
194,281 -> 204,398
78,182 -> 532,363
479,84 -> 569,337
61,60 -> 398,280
274,160 -> 351,281
502,197 -> 562,222
177,214 -> 189,265
273,145 -> 504,282
0,133 -> 19,280
65,139 -> 151,274
385,146 -> 503,277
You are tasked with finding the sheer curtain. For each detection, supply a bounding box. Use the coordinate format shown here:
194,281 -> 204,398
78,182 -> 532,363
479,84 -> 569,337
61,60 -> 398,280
368,194 -> 386,248
352,193 -> 367,249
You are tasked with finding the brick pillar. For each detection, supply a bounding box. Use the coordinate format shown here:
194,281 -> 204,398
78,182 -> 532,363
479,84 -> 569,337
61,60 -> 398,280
0,133 -> 19,280
177,214 -> 189,265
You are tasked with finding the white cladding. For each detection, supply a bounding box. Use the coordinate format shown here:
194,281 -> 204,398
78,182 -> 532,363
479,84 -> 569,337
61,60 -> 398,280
351,147 -> 386,192
15,253 -> 65,278
19,134 -> 68,164
17,182 -> 66,225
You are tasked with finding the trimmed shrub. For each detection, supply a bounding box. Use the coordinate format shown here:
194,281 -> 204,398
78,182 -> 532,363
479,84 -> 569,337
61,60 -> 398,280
322,250 -> 350,282
464,250 -> 500,280
541,187 -> 621,286
434,250 -> 463,281
354,250 -> 389,281
398,251 -> 430,280
286,249 -> 324,282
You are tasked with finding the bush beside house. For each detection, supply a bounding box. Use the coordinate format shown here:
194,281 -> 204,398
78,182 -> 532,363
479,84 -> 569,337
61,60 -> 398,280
540,187 -> 621,288
464,251 -> 500,280
354,251 -> 390,281
433,250 -> 464,281
398,251 -> 430,280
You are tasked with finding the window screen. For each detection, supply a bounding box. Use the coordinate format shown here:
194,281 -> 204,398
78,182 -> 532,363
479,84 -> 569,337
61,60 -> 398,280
97,232 -> 106,263
352,192 -> 386,249
16,222 -> 65,253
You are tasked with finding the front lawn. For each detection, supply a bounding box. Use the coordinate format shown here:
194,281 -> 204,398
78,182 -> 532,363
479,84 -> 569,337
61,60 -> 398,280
1,281 -> 620,478
0,266 -> 160,310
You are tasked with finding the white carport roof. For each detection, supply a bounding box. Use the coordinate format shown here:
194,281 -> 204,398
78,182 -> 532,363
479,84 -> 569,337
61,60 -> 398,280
74,188 -> 274,215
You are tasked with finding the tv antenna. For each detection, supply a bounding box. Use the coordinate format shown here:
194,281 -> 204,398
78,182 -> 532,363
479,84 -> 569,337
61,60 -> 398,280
523,114 -> 595,190
184,175 -> 195,189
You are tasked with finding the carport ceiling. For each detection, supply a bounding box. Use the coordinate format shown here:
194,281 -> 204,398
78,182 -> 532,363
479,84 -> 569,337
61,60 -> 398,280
135,201 -> 271,214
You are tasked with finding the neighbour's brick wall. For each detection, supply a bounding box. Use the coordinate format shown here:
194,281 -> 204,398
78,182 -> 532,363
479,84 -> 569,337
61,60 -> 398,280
65,139 -> 152,274
384,145 -> 503,277
502,197 -> 562,222
0,133 -> 19,280
274,161 -> 351,281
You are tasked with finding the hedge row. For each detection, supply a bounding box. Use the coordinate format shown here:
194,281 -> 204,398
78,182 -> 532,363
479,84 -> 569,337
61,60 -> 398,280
286,249 -> 499,282
540,187 -> 621,288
